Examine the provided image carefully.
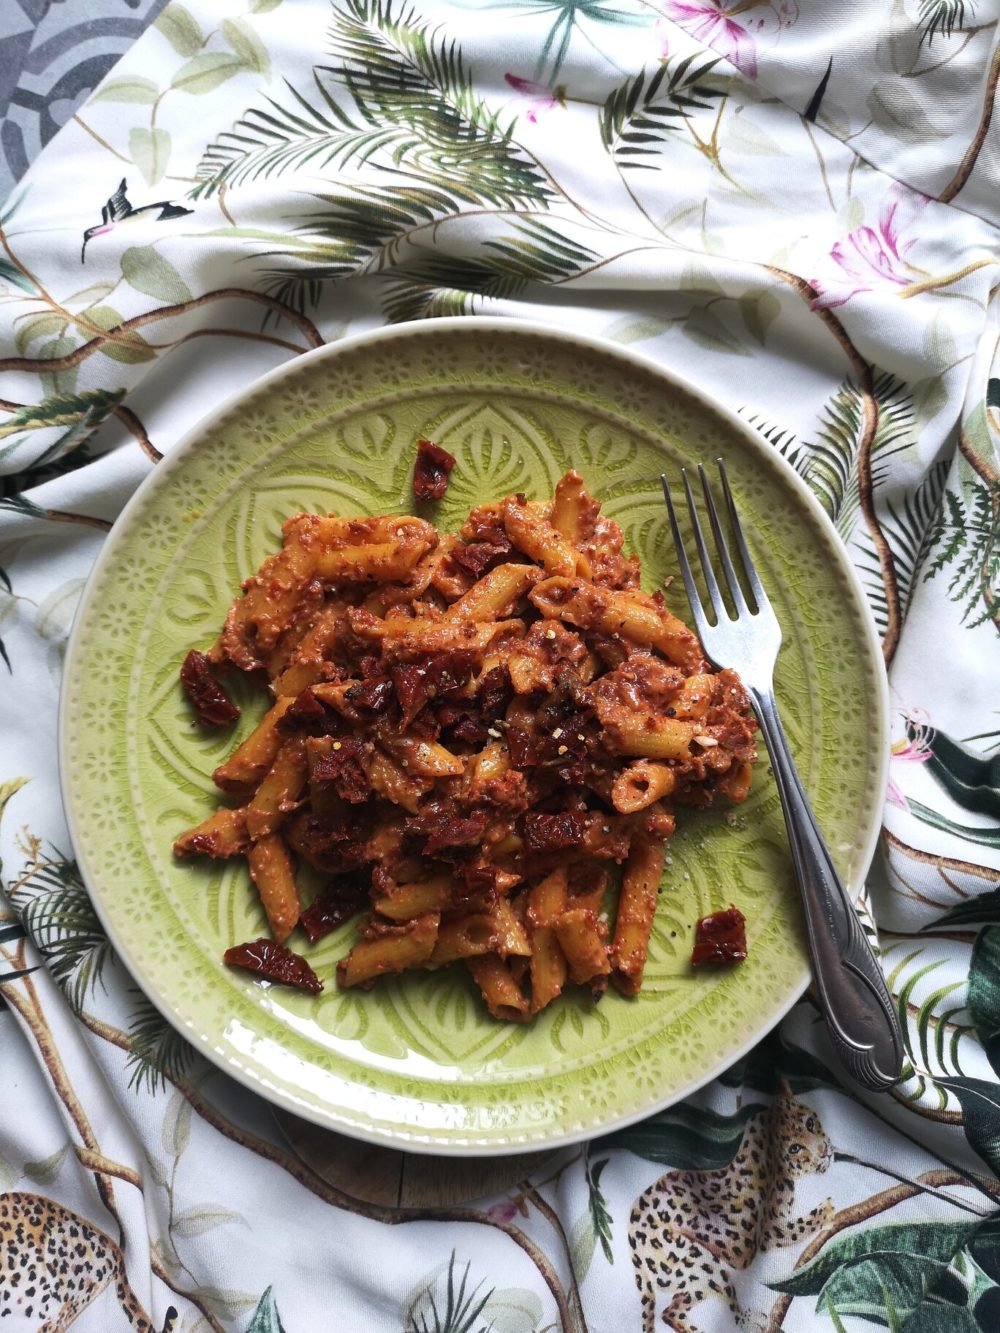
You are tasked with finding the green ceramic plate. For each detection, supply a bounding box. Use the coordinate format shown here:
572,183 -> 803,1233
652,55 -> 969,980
60,319 -> 887,1153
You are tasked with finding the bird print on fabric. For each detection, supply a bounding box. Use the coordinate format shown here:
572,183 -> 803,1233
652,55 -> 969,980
81,178 -> 193,262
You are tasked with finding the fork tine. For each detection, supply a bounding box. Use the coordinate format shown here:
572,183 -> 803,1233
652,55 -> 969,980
659,474 -> 710,641
716,459 -> 765,613
697,464 -> 749,618
680,468 -> 728,626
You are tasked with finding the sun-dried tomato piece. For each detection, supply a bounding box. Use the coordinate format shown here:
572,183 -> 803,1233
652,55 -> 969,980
524,811 -> 588,853
410,804 -> 487,855
287,811 -> 370,872
224,938 -> 323,993
413,438 -> 456,501
299,875 -> 370,942
450,538 -> 512,578
180,649 -> 240,726
477,665 -> 512,722
311,737 -> 372,804
450,864 -> 500,912
279,686 -> 347,737
407,709 -> 441,741
450,716 -> 489,747
691,904 -> 747,966
506,726 -> 538,770
392,650 -> 477,726
345,675 -> 393,713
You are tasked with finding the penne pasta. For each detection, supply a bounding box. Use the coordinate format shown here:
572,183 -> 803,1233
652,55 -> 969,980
467,955 -> 531,1022
248,834 -> 300,945
246,738 -> 308,839
174,806 -> 249,860
612,760 -> 677,813
183,458 -> 758,1015
610,839 -> 665,996
446,562 -> 543,622
336,914 -> 439,988
213,695 -> 297,795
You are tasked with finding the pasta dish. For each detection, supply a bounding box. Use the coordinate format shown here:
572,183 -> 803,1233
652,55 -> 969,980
174,461 -> 757,1019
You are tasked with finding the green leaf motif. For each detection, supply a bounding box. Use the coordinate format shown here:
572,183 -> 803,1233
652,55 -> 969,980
0,388 -> 125,441
129,126 -> 172,186
932,888 -> 1000,930
481,1288 -> 544,1333
161,1089 -> 193,1158
93,76 -> 160,104
37,337 -> 77,397
918,1 -> 970,45
905,1309 -> 980,1332
172,53 -> 245,95
739,289 -> 781,345
245,1287 -> 287,1333
604,316 -> 675,345
250,0 -> 284,9
191,0 -> 554,268
937,1078 -> 1000,1176
0,256 -> 35,294
126,992 -> 195,1094
0,778 -> 30,824
600,55 -> 723,172
569,1208 -> 598,1284
907,798 -> 1000,848
121,246 -> 193,304
585,1155 -> 615,1265
769,1219 -> 1000,1297
922,457 -> 1000,630
24,1143 -> 69,1185
14,844 -> 110,1014
172,1205 -> 247,1238
818,1251 -> 967,1326
222,17 -> 270,76
683,306 -> 750,357
866,82 -> 952,143
87,304 -> 156,364
968,927 -> 1000,1079
156,3 -> 204,56
14,312 -> 67,355
596,1099 -> 766,1169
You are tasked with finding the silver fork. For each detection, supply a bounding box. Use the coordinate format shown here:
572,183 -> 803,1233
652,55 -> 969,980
660,461 -> 904,1092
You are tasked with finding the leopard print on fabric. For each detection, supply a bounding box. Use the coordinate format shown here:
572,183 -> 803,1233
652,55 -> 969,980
0,1191 -> 177,1332
628,1083 -> 834,1332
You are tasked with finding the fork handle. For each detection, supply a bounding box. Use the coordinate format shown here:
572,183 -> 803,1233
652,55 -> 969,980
749,687 -> 904,1092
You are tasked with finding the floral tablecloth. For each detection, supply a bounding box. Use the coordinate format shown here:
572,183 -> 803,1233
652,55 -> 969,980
2,1 -> 999,1329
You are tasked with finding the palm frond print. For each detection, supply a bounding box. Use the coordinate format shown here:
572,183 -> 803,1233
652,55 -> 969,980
380,216 -> 598,320
924,475 -> 1000,630
600,54 -> 723,172
192,0 -> 549,211
190,0 -> 603,316
13,844 -> 112,1014
918,0 -> 971,44
126,991 -> 196,1095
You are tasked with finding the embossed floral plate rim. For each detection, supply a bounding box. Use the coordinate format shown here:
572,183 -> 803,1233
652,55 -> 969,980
60,317 -> 889,1154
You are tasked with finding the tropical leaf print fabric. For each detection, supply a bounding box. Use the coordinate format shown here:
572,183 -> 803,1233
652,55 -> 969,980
1,0 -> 1000,1329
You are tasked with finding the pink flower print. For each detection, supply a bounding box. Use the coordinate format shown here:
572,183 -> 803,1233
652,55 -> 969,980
659,0 -> 760,77
811,184 -> 929,310
658,1 -> 797,79
654,18 -> 672,60
504,74 -> 567,123
886,708 -> 933,813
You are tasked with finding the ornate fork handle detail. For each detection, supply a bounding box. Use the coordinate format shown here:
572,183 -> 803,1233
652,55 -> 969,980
750,687 -> 904,1091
